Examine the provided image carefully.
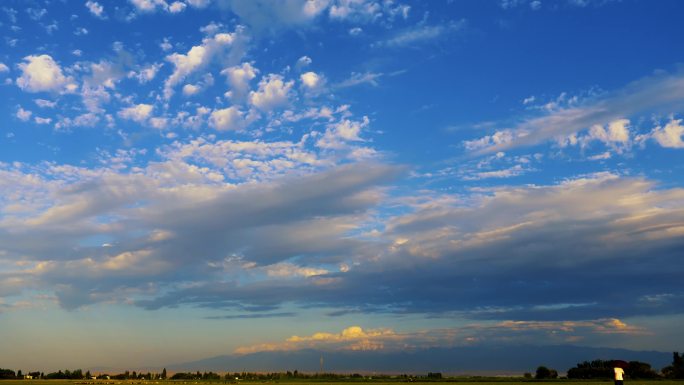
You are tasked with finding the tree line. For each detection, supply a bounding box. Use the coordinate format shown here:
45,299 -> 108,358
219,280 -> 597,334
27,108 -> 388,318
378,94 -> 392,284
1,352 -> 683,381
0,368 -> 168,380
531,352 -> 684,380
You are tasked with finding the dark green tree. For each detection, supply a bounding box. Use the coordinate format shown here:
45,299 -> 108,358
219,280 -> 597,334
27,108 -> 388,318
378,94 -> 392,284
662,352 -> 684,379
535,366 -> 558,379
161,368 -> 167,379
567,360 -> 612,379
627,361 -> 658,379
0,369 -> 16,379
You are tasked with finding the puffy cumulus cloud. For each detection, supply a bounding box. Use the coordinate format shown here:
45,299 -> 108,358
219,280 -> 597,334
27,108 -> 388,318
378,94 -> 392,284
587,119 -> 630,145
300,71 -> 320,88
164,27 -> 247,100
168,1 -> 187,13
316,116 -> 368,149
118,104 -> 154,123
295,55 -> 312,70
236,325 -> 395,354
209,106 -> 245,131
16,55 -> 75,93
34,117 -> 52,125
54,112 -> 101,130
0,62 -> 9,73
221,62 -> 258,101
249,74 -> 294,112
182,83 -> 201,96
85,1 -> 105,17
128,63 -> 163,84
34,99 -> 57,108
652,118 -> 684,149
467,70 -> 684,154
556,118 -> 632,155
158,135 -> 323,180
16,106 -> 32,122
300,71 -> 326,93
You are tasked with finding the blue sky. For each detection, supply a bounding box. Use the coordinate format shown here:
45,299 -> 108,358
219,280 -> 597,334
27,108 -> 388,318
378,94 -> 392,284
1,0 -> 684,371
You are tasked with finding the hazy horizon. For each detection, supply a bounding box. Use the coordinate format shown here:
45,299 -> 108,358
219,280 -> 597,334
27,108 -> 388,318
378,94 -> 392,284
1,0 -> 683,372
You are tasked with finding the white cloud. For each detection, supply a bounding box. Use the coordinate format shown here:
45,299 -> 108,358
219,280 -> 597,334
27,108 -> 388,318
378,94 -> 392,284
163,29 -> 243,99
54,113 -> 101,130
382,20 -> 466,47
466,71 -> 684,154
300,71 -> 327,97
85,1 -> 105,17
16,107 -> 32,121
329,0 -> 385,22
118,104 -> 154,123
557,118 -> 633,155
218,0 -> 328,31
221,62 -> 258,101
182,84 -> 201,96
335,71 -> 382,88
168,1 -> 187,13
209,106 -> 245,131
235,319 -> 638,355
26,8 -> 47,21
300,71 -> 322,88
128,63 -> 163,84
34,99 -> 57,108
265,262 -> 329,278
149,117 -> 169,129
186,0 -> 211,7
349,27 -> 362,35
129,0 -> 169,12
316,116 -> 368,149
295,55 -> 312,70
249,74 -> 294,112
0,62 -> 9,73
160,37 -> 173,51
585,118 -> 630,147
34,117 -> 52,125
16,55 -> 72,93
652,118 -> 684,149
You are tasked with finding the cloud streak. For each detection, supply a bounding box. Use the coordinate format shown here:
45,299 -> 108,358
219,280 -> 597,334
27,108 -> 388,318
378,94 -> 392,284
466,70 -> 684,154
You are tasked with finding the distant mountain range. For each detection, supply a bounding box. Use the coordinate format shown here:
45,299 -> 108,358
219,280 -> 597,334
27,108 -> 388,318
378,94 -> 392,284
167,345 -> 673,375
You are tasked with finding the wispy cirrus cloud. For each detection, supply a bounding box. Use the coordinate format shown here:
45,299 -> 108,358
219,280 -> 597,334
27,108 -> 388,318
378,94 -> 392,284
379,19 -> 467,48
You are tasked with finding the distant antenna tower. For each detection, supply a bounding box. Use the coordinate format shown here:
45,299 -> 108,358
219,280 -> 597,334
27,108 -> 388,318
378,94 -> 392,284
320,354 -> 324,373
